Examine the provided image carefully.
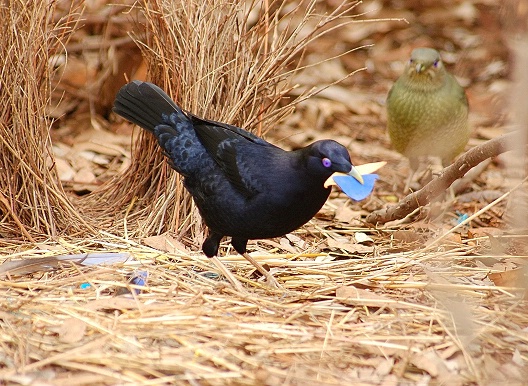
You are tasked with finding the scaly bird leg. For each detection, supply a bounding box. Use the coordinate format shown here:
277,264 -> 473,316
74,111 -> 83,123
242,252 -> 281,289
403,170 -> 416,193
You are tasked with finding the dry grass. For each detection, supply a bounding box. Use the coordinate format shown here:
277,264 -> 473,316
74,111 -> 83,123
0,228 -> 527,384
0,1 -> 90,239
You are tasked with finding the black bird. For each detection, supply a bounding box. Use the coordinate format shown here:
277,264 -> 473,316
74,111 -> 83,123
113,81 -> 364,290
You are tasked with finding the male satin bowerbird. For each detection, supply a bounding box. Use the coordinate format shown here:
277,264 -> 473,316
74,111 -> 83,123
114,81 -> 365,290
386,48 -> 469,190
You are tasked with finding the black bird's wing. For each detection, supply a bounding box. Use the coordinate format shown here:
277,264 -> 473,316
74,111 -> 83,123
113,81 -> 278,198
189,115 -> 278,198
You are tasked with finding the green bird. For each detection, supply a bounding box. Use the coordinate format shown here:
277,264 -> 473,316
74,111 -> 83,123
386,48 -> 469,171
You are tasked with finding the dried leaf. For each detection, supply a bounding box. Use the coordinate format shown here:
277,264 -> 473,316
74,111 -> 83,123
375,358 -> 394,377
55,158 -> 75,181
354,232 -> 373,244
142,233 -> 190,254
317,85 -> 377,115
512,349 -> 523,366
285,233 -> 306,249
314,254 -> 336,263
410,350 -> 448,377
59,318 -> 87,343
391,230 -> 424,245
489,267 -> 528,288
327,237 -> 374,254
335,205 -> 361,223
279,237 -> 298,254
73,167 -> 96,184
467,227 -> 503,239
336,286 -> 408,308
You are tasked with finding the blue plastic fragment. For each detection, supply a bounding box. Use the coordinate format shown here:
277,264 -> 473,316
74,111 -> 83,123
333,174 -> 379,201
128,270 -> 148,295
456,212 -> 469,224
201,271 -> 220,280
80,283 -> 91,289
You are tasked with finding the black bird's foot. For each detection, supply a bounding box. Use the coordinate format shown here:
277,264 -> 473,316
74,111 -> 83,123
242,252 -> 282,289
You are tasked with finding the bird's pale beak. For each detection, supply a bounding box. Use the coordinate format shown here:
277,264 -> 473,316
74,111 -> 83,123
348,165 -> 364,185
415,63 -> 424,73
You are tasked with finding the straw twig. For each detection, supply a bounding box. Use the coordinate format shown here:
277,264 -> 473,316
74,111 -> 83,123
0,1 -> 92,238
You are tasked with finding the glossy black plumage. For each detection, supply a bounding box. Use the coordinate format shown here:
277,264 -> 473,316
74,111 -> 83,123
114,81 -> 360,287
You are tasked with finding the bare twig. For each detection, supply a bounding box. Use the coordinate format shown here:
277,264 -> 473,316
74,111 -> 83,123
366,132 -> 515,225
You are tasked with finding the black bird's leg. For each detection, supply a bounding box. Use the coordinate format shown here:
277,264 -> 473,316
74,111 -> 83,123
203,232 -> 246,293
202,232 -> 223,258
232,237 -> 281,289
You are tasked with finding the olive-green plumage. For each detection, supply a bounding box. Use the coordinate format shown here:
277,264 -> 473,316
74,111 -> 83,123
386,48 -> 469,169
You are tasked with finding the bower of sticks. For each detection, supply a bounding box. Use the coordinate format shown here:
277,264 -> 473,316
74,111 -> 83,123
1,0 -> 527,384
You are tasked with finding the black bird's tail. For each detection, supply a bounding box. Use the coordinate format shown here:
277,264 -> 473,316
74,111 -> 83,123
113,80 -> 181,133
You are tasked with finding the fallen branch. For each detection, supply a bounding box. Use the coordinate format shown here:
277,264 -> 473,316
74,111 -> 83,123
366,132 -> 516,225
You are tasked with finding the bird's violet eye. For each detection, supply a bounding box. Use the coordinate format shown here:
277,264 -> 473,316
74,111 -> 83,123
433,59 -> 439,68
322,158 -> 332,168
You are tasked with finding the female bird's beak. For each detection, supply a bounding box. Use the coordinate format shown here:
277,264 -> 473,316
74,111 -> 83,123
348,166 -> 364,185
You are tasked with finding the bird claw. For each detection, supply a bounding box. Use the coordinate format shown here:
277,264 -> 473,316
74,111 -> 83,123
210,254 -> 283,292
261,271 -> 281,289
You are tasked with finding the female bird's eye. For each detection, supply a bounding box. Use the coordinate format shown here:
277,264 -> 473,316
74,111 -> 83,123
322,158 -> 332,168
433,59 -> 439,68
